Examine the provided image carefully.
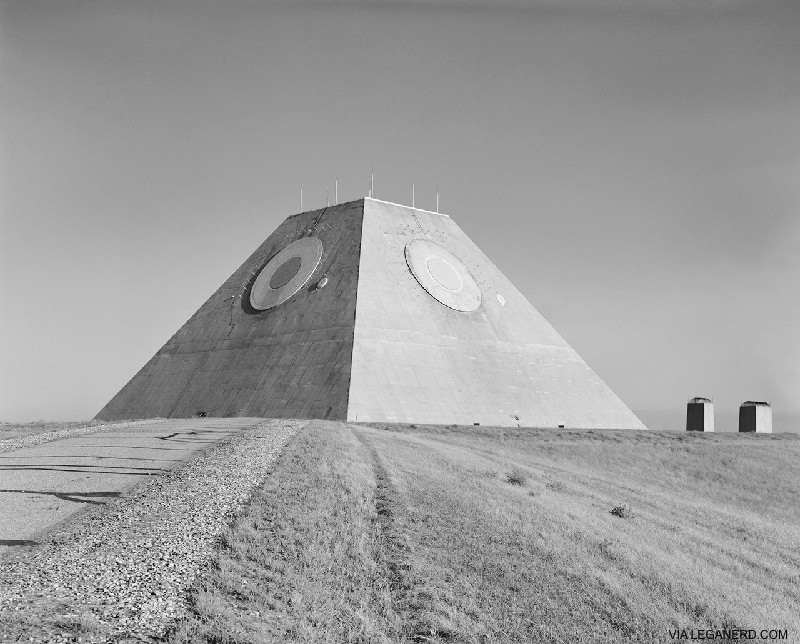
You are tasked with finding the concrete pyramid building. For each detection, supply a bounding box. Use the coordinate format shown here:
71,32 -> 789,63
96,198 -> 645,429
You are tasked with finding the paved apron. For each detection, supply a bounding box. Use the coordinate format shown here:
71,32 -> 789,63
0,418 -> 266,553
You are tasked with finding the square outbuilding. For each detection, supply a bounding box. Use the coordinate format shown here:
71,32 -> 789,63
738,401 -> 772,433
686,397 -> 714,432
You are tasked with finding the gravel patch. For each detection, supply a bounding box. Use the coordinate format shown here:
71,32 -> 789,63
0,418 -> 305,643
0,419 -> 168,454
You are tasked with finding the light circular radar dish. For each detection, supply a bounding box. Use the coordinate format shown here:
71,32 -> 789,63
425,256 -> 463,291
249,237 -> 323,311
404,239 -> 481,312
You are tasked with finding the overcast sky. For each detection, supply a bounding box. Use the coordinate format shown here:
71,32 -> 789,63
2,0 -> 798,431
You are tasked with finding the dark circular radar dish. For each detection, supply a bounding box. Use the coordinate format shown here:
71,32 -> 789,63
249,237 -> 323,311
404,239 -> 481,312
269,256 -> 302,289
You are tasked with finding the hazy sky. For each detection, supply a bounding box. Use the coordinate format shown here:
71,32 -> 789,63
2,0 -> 798,430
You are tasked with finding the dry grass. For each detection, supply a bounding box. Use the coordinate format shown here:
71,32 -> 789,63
167,423 -> 800,643
166,421 -> 400,643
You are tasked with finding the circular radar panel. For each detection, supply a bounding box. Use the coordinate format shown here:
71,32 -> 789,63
249,237 -> 323,311
404,239 -> 481,312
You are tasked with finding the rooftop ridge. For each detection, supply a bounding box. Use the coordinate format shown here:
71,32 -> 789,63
365,196 -> 450,218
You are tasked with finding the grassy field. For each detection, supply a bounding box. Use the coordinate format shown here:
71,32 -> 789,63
166,422 -> 800,644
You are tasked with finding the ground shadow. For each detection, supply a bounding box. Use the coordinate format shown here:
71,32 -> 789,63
0,489 -> 122,505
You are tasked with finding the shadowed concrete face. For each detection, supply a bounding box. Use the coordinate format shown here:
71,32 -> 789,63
96,198 -> 645,428
97,201 -> 363,421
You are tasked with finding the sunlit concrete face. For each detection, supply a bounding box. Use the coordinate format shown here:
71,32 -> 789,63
96,198 -> 645,428
348,199 -> 645,428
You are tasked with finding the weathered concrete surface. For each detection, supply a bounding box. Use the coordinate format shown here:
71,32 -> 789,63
687,398 -> 714,432
0,418 -> 264,553
95,198 -> 644,429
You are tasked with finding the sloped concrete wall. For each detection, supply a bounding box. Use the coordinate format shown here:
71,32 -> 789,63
96,201 -> 364,421
348,199 -> 645,429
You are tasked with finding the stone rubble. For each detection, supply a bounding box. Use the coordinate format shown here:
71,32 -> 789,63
0,418 -> 305,643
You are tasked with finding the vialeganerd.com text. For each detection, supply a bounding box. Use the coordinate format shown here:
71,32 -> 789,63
669,629 -> 788,641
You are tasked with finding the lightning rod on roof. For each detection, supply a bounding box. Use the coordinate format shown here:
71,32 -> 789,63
371,164 -> 374,198
436,183 -> 440,213
412,183 -> 415,208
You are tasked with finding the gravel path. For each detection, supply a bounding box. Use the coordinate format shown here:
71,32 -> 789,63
0,418 -> 305,643
0,419 -> 168,454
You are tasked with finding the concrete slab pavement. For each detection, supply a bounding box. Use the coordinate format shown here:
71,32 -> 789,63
0,418 -> 267,553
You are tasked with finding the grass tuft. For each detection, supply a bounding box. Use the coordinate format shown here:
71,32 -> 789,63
610,505 -> 633,519
505,469 -> 527,486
